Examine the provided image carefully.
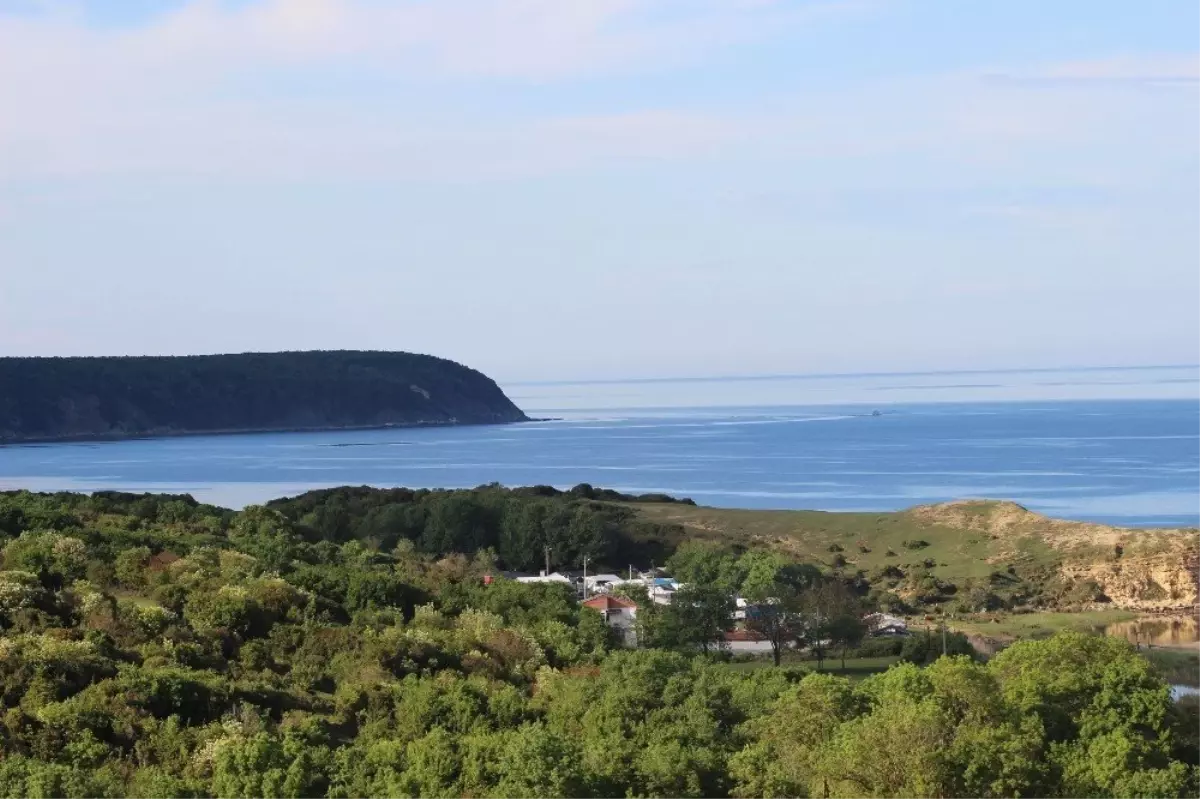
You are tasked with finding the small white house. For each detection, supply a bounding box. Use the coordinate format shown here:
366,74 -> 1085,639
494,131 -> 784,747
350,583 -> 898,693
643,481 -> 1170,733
515,571 -> 573,585
583,573 -> 624,594
865,612 -> 909,636
583,594 -> 639,646
649,587 -> 674,605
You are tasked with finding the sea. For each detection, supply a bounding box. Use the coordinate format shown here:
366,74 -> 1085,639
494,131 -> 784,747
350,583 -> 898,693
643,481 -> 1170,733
1,365 -> 1197,528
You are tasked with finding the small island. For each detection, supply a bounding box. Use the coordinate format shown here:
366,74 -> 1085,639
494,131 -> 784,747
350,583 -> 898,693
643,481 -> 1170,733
0,350 -> 528,443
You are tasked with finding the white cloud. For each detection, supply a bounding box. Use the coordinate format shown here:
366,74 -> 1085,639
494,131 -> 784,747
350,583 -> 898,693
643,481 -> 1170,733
0,2 -> 1194,191
0,0 -> 858,179
0,0 -> 862,79
1012,53 -> 1200,84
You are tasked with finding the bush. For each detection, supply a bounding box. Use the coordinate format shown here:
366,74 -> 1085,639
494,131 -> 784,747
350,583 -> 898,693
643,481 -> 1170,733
899,628 -> 976,664
902,540 -> 930,550
870,565 -> 905,582
848,636 -> 905,658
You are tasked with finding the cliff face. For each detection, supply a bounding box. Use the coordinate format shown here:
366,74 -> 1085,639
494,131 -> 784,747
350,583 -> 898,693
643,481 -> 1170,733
908,500 -> 1199,611
1057,553 -> 1199,611
0,351 -> 528,442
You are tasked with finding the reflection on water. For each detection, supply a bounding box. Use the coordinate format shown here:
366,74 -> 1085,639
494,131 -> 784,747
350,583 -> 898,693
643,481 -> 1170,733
1102,617 -> 1200,647
1172,685 -> 1199,702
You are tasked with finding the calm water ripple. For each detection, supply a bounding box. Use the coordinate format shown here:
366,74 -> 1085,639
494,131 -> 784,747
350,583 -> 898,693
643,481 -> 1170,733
0,396 -> 1196,526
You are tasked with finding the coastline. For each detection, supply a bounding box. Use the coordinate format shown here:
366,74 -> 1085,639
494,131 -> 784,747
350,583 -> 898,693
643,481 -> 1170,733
0,415 -> 542,447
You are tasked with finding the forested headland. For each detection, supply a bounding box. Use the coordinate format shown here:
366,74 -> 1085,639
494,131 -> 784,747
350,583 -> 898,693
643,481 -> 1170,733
0,351 -> 527,443
0,485 -> 1195,798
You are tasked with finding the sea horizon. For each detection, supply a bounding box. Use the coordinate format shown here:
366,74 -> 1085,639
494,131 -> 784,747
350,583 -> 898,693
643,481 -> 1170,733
505,364 -> 1200,413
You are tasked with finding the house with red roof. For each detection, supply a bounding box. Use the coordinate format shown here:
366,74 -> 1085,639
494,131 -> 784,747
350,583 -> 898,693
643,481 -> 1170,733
582,594 -> 638,646
721,628 -> 796,654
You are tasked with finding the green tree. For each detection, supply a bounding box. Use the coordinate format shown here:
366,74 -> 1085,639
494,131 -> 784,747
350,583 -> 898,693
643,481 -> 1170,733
744,584 -> 804,667
492,723 -> 587,798
211,732 -> 330,799
799,579 -> 861,671
989,632 -> 1186,796
729,672 -> 861,797
3,532 -> 88,590
653,583 -> 734,654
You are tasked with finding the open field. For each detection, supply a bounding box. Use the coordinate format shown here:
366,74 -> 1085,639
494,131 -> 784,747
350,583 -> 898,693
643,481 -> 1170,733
947,609 -> 1139,639
626,499 -> 1199,611
627,504 -> 1025,581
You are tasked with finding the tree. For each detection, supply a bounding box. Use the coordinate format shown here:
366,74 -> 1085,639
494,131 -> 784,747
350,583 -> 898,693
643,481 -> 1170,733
988,632 -> 1186,796
491,723 -> 587,798
211,732 -> 331,798
744,583 -> 805,667
665,543 -> 740,591
827,612 -> 868,671
228,506 -> 299,573
798,577 -> 859,671
729,673 -> 861,797
3,532 -> 88,590
653,583 -> 734,654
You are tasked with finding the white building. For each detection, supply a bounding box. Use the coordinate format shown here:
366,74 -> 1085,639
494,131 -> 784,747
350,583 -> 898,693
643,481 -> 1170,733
582,594 -> 638,646
865,612 -> 909,636
583,573 -> 624,595
515,571 -> 573,585
720,629 -> 797,653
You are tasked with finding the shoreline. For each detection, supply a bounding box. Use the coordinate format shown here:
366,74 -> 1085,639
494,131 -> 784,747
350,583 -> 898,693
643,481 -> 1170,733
0,416 -> 551,447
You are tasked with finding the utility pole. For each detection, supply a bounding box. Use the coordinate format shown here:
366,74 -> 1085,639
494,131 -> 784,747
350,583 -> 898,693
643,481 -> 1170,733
544,545 -> 551,576
582,555 -> 591,600
941,620 -> 947,657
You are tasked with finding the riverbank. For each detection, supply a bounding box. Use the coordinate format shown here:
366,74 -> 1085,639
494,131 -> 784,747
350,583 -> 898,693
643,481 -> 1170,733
945,610 -> 1200,687
947,609 -> 1140,640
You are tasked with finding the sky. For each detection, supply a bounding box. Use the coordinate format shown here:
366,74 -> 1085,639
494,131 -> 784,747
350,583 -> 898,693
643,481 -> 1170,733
0,0 -> 1197,382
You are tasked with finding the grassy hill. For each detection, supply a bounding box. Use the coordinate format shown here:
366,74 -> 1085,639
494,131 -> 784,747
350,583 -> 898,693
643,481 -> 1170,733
625,499 -> 1199,611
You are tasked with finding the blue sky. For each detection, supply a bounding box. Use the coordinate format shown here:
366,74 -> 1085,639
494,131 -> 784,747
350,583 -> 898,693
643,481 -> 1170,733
0,0 -> 1196,381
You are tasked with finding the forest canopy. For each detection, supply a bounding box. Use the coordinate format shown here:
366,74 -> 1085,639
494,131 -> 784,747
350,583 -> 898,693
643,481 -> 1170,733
0,351 -> 528,443
0,487 -> 1193,799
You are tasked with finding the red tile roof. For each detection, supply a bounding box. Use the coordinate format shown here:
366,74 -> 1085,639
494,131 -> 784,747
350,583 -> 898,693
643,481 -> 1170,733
722,629 -> 768,642
582,595 -> 638,611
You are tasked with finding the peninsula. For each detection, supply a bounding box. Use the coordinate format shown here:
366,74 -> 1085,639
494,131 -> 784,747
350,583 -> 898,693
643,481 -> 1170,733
0,350 -> 528,443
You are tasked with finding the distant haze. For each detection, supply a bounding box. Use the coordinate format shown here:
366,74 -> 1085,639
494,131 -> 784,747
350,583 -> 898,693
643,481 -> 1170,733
1,1 -> 1196,382
506,365 -> 1200,411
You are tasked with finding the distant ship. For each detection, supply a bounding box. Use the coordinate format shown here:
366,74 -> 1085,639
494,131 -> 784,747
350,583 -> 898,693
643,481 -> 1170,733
871,410 -> 882,417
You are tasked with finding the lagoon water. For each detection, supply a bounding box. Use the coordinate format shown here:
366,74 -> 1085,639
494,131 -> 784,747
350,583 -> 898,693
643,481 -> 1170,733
1,366 -> 1197,526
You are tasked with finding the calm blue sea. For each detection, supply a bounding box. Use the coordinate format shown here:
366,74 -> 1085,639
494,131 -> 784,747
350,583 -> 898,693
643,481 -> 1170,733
1,366 -> 1197,527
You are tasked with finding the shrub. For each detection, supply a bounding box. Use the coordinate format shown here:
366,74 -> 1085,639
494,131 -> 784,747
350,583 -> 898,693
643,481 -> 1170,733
899,628 -> 976,664
848,636 -> 905,658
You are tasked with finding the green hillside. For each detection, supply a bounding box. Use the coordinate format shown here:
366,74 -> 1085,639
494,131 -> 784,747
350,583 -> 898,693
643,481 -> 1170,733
0,350 -> 527,443
626,499 -> 1199,612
